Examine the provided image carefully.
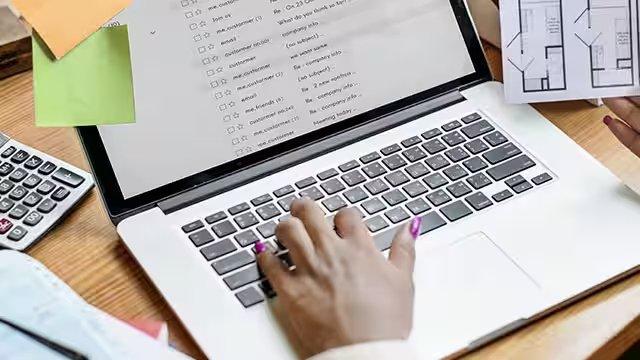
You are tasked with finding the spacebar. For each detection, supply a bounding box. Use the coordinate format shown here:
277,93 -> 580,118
373,212 -> 447,251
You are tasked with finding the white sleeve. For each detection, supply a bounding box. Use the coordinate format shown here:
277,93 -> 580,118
307,341 -> 418,360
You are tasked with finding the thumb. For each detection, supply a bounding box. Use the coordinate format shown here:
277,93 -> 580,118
388,217 -> 419,275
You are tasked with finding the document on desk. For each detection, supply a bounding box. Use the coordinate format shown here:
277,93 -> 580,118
0,251 -> 190,360
500,0 -> 640,103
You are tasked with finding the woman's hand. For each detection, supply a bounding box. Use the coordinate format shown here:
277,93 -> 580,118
603,97 -> 640,158
256,199 -> 421,358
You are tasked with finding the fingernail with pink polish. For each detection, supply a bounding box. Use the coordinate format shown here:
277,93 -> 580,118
254,241 -> 267,254
603,115 -> 612,125
409,217 -> 422,240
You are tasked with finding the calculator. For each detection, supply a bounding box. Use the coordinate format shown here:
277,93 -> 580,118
0,133 -> 94,251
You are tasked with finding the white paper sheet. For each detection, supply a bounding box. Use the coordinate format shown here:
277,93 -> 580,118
500,0 -> 640,103
0,251 -> 190,360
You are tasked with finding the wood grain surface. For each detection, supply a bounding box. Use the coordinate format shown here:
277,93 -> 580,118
0,41 -> 639,360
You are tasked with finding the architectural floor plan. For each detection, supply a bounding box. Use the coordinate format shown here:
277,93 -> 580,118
501,0 -> 640,103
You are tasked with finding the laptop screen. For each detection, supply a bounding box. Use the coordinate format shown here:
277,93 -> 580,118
96,0 -> 476,200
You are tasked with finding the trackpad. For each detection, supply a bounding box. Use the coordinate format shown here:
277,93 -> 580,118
410,233 -> 545,358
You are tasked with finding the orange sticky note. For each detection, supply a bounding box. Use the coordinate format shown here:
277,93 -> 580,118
11,0 -> 131,59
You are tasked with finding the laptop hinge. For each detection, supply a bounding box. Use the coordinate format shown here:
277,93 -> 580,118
157,88 -> 467,215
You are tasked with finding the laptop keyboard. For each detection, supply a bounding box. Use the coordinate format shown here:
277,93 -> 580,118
181,112 -> 554,308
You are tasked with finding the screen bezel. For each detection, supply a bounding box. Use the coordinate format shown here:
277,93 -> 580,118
77,0 -> 492,221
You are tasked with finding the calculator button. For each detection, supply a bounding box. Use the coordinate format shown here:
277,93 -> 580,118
0,162 -> 14,176
51,187 -> 70,201
24,156 -> 43,170
0,180 -> 14,194
23,174 -> 42,188
52,168 -> 85,188
9,168 -> 28,182
37,198 -> 57,213
36,180 -> 56,195
38,161 -> 57,175
9,204 -> 28,220
23,193 -> 43,207
10,150 -> 29,164
0,198 -> 14,212
9,186 -> 27,200
1,146 -> 16,158
23,211 -> 43,226
0,218 -> 13,234
7,225 -> 27,241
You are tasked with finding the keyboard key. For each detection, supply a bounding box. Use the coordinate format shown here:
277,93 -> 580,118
9,186 -> 27,200
423,173 -> 449,189
444,147 -> 470,162
405,198 -> 431,215
317,169 -> 339,181
402,181 -> 428,198
505,175 -> 526,188
183,220 -> 204,233
320,178 -> 346,195
418,212 -> 447,234
382,189 -> 407,206
462,113 -> 482,124
442,120 -> 462,132
425,155 -> 450,171
9,168 -> 27,182
512,181 -> 533,194
228,202 -> 250,215
23,174 -> 42,189
401,136 -> 422,148
205,211 -> 227,224
52,168 -> 85,187
421,128 -> 443,140
385,171 -> 409,187
36,180 -> 55,195
364,179 -> 389,195
212,220 -> 238,238
24,156 -> 43,170
0,180 -> 14,194
532,173 -> 553,185
446,182 -> 472,198
23,193 -> 43,207
189,228 -> 215,246
492,190 -> 514,202
251,194 -> 273,206
0,198 -> 14,212
23,211 -> 43,226
361,198 -> 387,215
38,161 -> 57,175
273,185 -> 295,198
224,264 -> 261,290
359,152 -> 381,164
1,146 -> 16,158
362,162 -> 387,178
0,218 -> 12,234
401,147 -> 427,162
322,195 -> 348,212
365,215 -> 389,233
339,160 -> 360,172
463,157 -> 488,173
278,195 -> 297,211
257,221 -> 277,238
235,230 -> 260,247
443,164 -> 468,181
464,139 -> 489,154
483,143 -> 522,165
442,131 -> 465,147
341,170 -> 366,187
380,144 -> 402,156
256,203 -> 281,220
295,177 -> 317,189
484,131 -> 507,146
405,162 -> 430,178
9,204 -> 28,220
7,225 -> 27,241
486,155 -> 536,181
343,187 -> 369,204
235,286 -> 264,308
51,187 -> 70,201
213,251 -> 254,275
465,192 -> 493,211
10,150 -> 29,164
461,120 -> 494,139
440,201 -> 472,222
385,207 -> 410,224
467,173 -> 492,189
299,186 -> 324,201
422,139 -> 446,154
382,154 -> 407,171
259,280 -> 277,298
234,212 -> 259,229
0,162 -> 14,176
426,190 -> 452,206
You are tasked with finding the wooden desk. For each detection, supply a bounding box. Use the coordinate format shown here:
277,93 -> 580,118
1,44 -> 640,360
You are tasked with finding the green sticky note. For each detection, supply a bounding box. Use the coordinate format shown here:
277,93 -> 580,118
33,25 -> 135,127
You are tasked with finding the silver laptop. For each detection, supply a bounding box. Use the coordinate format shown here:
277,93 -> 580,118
78,0 -> 640,358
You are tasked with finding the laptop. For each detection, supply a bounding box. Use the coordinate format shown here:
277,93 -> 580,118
78,0 -> 640,358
